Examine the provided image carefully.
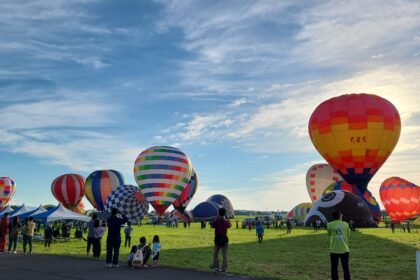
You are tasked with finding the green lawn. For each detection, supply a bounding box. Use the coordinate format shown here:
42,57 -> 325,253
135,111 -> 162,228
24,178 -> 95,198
30,222 -> 419,280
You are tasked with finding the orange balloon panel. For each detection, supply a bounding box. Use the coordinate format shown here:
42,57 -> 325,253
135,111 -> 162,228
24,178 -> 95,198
380,177 -> 420,222
309,94 -> 401,193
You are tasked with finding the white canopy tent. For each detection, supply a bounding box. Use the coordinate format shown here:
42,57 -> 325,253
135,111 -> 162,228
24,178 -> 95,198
10,204 -> 37,218
32,203 -> 90,223
0,205 -> 13,218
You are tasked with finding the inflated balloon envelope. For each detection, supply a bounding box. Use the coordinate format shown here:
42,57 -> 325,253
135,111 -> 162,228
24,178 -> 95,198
0,177 -> 16,209
380,177 -> 420,222
304,190 -> 375,227
308,93 -> 401,194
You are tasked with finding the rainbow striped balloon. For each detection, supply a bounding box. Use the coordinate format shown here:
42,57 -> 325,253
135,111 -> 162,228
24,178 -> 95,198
0,177 -> 16,209
134,146 -> 192,216
85,170 -> 125,210
173,168 -> 198,212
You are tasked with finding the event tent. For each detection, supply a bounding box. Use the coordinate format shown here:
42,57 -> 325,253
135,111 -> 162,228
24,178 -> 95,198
32,203 -> 90,223
0,205 -> 13,218
19,205 -> 47,219
10,204 -> 37,218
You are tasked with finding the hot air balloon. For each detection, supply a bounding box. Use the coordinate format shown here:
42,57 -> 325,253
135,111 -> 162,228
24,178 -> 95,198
51,174 -> 85,209
71,201 -> 85,215
173,169 -> 198,212
85,170 -> 125,211
104,185 -> 149,223
304,191 -> 375,227
0,177 -> 16,209
324,181 -> 381,223
380,177 -> 420,222
134,146 -> 192,216
308,94 -> 401,193
287,203 -> 312,220
306,163 -> 353,202
207,194 -> 235,219
191,201 -> 220,221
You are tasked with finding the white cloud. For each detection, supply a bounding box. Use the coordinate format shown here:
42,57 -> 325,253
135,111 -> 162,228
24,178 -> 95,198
0,90 -> 142,174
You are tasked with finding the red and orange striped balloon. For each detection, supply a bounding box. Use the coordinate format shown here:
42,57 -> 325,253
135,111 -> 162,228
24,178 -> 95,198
309,93 -> 401,193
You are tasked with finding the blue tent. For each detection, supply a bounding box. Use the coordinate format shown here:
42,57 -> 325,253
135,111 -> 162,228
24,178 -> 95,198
10,204 -> 36,218
192,201 -> 219,222
19,205 -> 47,219
32,203 -> 90,223
0,205 -> 13,218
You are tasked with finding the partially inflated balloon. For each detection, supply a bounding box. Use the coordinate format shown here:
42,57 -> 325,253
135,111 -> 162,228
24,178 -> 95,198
287,203 -> 312,220
380,177 -> 420,222
173,169 -> 198,212
309,94 -> 401,193
306,164 -> 352,202
51,174 -> 85,208
324,181 -> 381,223
71,201 -> 85,214
0,177 -> 16,209
85,170 -> 125,211
304,191 -> 374,227
134,146 -> 192,216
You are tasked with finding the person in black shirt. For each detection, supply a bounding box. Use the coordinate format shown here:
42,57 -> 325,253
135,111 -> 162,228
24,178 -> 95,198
106,208 -> 128,268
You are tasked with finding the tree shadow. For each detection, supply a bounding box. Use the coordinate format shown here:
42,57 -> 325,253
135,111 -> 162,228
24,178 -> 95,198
157,229 -> 418,280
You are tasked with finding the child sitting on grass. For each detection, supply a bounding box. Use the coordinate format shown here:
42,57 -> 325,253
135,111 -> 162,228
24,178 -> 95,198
128,245 -> 138,268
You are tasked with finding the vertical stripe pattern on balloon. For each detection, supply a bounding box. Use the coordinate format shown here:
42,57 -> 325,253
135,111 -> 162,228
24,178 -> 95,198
85,170 -> 125,211
51,174 -> 85,208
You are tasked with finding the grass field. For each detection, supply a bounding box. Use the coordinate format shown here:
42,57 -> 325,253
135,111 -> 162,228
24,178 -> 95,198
28,220 -> 419,280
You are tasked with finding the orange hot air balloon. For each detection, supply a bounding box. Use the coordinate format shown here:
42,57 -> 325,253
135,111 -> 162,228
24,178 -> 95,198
380,177 -> 420,222
308,94 -> 401,193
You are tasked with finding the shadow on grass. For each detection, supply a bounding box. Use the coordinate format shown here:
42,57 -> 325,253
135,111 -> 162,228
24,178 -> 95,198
158,230 -> 418,280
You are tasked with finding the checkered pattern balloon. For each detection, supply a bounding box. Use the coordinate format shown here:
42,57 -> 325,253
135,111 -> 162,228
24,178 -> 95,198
207,194 -> 234,219
104,185 -> 149,222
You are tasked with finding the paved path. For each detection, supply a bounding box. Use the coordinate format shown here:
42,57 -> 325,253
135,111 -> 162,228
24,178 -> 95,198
0,253 -> 264,280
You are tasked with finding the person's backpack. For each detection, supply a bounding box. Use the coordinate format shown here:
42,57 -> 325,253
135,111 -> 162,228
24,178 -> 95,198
132,246 -> 144,267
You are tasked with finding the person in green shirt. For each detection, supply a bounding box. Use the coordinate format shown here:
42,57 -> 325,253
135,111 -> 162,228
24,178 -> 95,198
327,210 -> 351,280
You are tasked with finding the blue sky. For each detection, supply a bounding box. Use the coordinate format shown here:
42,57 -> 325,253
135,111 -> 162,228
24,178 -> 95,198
1,0 -> 420,211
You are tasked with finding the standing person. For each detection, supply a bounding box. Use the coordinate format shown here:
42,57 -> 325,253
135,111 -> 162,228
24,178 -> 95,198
236,220 -> 239,229
8,216 -> 20,253
44,224 -> 54,248
210,208 -> 231,274
255,218 -> 264,244
313,220 -> 318,232
86,214 -> 97,255
23,217 -> 36,255
316,219 -> 322,231
0,212 -> 10,252
106,208 -> 128,268
390,221 -> 395,233
93,219 -> 105,258
406,222 -> 411,233
152,235 -> 161,268
286,219 -> 292,234
327,210 -> 351,280
124,222 -> 133,247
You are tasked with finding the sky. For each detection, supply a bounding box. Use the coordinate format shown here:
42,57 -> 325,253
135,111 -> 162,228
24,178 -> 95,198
1,0 -> 420,212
